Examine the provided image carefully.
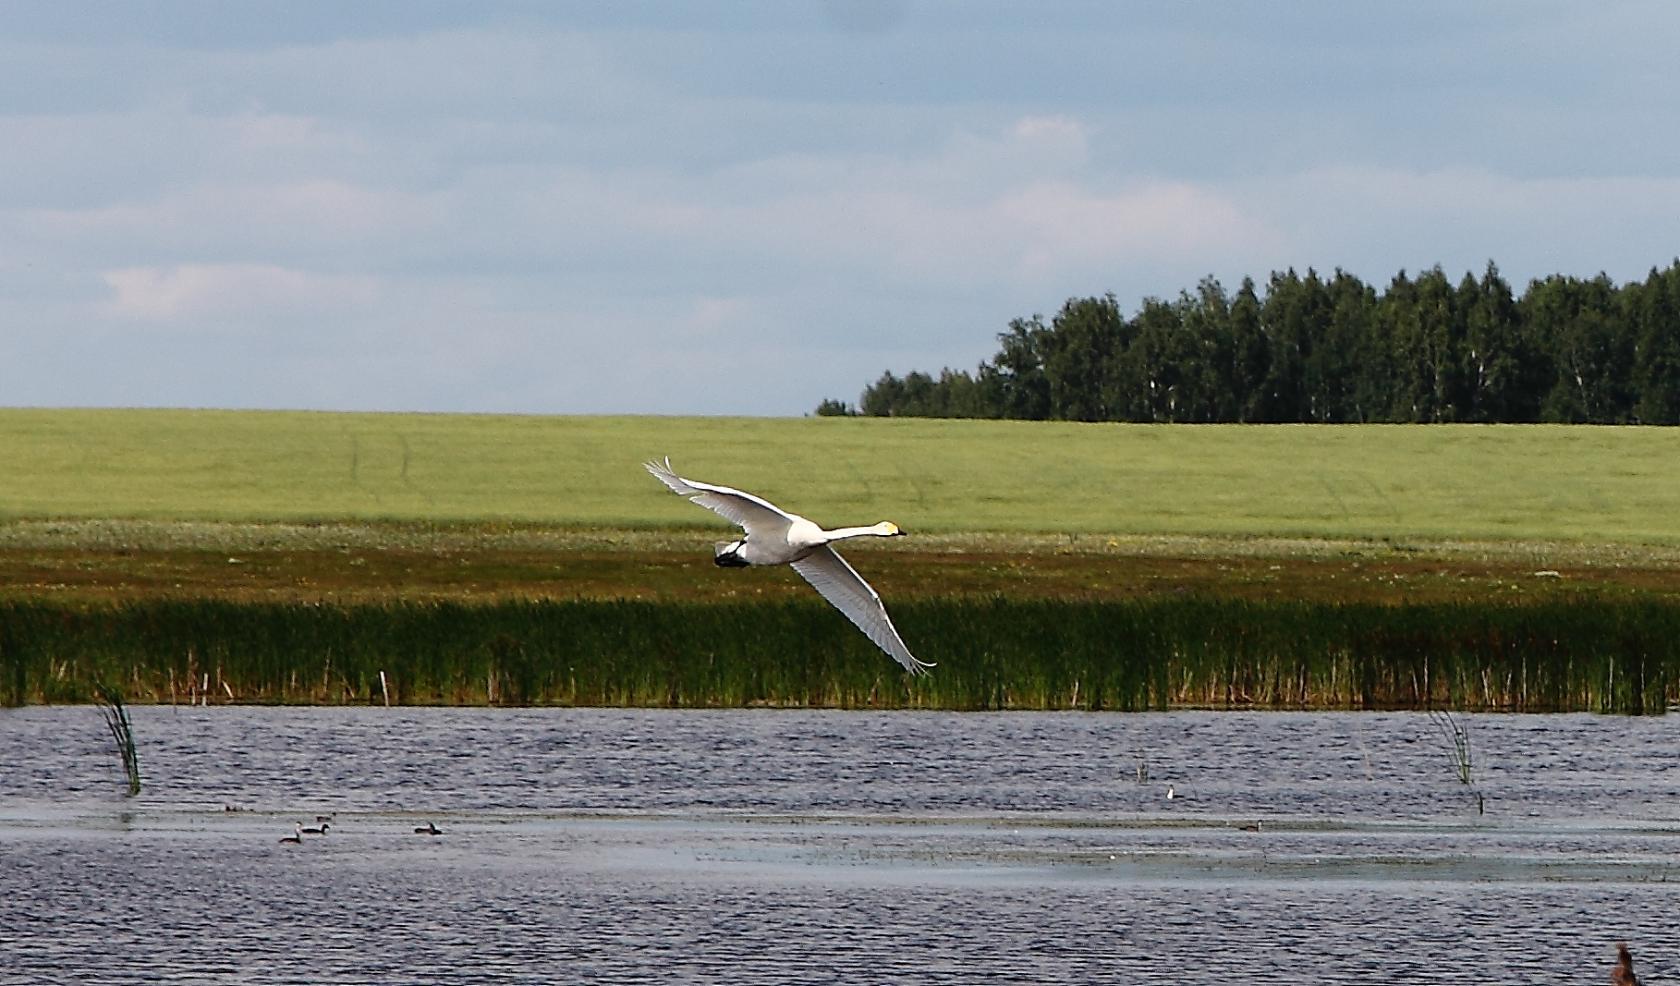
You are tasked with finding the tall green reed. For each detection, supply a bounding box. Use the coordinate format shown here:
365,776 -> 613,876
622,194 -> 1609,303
93,680 -> 141,795
1,595 -> 1675,712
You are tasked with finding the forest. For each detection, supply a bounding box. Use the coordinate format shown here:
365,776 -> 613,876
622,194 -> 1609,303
820,262 -> 1680,424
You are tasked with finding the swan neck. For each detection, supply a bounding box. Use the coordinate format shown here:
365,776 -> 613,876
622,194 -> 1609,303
822,523 -> 895,541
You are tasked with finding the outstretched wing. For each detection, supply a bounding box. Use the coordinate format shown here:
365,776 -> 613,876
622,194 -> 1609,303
791,545 -> 932,675
644,457 -> 794,535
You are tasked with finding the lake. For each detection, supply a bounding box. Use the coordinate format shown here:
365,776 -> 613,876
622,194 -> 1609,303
2,707 -> 1675,984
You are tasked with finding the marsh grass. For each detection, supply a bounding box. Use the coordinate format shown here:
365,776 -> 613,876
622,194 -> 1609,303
1430,710 -> 1474,785
93,681 -> 141,795
1428,709 -> 1486,813
7,596 -> 1676,712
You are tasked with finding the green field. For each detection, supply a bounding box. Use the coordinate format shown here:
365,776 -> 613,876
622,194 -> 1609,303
4,408 -> 1680,544
5,408 -> 1680,711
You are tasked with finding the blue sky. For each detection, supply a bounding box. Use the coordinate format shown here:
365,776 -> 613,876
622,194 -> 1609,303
4,1 -> 1679,415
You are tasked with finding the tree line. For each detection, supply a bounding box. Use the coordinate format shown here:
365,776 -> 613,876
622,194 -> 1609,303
818,261 -> 1680,424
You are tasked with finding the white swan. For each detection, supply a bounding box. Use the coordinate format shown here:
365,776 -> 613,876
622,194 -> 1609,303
644,457 -> 932,675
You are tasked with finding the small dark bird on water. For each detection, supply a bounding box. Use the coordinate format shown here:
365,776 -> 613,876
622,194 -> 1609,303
300,822 -> 330,835
415,821 -> 442,835
1612,943 -> 1640,986
278,825 -> 302,845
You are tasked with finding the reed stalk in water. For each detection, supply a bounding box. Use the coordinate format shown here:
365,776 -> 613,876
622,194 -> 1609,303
1429,708 -> 1485,812
94,681 -> 141,795
1430,709 -> 1474,786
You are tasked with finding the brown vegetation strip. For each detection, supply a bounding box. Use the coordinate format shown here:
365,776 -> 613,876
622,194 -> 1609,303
5,541 -> 1679,606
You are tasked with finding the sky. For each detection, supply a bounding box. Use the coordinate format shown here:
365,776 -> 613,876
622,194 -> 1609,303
4,1 -> 1680,416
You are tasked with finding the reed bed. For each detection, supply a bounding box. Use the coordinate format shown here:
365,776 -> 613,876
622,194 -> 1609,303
3,596 -> 1675,713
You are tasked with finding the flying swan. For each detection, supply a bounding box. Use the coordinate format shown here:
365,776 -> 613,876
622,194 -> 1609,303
644,457 -> 932,675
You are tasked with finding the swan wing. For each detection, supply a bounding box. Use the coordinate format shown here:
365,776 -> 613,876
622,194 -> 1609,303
791,545 -> 932,675
645,457 -> 795,535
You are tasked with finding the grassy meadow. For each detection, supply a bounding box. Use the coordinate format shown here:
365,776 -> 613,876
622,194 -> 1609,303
3,408 -> 1680,710
4,407 -> 1680,541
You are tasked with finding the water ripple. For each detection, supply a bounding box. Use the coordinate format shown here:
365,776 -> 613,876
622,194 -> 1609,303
2,707 -> 1675,984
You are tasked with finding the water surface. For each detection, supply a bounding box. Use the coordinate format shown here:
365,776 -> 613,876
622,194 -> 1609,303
2,707 -> 1675,984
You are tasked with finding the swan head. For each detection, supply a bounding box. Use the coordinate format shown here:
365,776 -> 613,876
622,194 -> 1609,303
875,522 -> 904,537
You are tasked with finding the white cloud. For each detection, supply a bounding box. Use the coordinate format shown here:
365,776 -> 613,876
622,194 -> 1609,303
101,263 -> 382,320
228,111 -> 366,155
1011,114 -> 1090,163
993,179 -> 1278,282
28,177 -> 429,255
545,119 -> 1276,295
